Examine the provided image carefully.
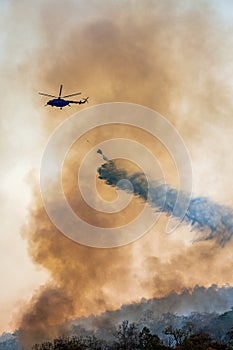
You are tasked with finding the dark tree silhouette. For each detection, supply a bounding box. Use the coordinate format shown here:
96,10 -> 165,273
139,326 -> 165,350
113,320 -> 139,350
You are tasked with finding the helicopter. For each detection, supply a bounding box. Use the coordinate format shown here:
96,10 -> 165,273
38,84 -> 89,110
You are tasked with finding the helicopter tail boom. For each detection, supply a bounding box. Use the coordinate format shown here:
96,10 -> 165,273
68,97 -> 89,105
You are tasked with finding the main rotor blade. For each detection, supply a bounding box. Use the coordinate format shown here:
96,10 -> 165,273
62,92 -> 81,98
39,92 -> 57,98
58,84 -> 63,98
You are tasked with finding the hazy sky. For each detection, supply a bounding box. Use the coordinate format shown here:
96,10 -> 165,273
0,0 -> 233,335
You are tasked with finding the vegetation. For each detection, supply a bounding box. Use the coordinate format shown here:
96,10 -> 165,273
32,321 -> 233,350
2,307 -> 233,350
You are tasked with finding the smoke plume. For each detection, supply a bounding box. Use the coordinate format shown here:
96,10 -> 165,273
70,284 -> 233,332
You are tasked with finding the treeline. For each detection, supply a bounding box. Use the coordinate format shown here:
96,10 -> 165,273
32,320 -> 233,349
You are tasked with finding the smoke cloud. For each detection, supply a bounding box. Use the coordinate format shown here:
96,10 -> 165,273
70,285 -> 233,332
4,0 -> 232,348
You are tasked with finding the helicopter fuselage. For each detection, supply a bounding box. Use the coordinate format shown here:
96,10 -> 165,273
47,98 -> 70,108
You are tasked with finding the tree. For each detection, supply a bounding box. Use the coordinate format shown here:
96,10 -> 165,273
163,326 -> 186,347
225,327 -> 233,349
113,320 -> 139,350
139,326 -> 163,350
32,335 -> 95,350
181,332 -> 214,350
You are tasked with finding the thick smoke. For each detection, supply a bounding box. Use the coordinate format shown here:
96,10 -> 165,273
5,0 -> 232,348
70,285 -> 233,332
98,160 -> 233,245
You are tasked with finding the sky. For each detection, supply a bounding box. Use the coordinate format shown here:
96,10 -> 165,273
0,0 -> 233,340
